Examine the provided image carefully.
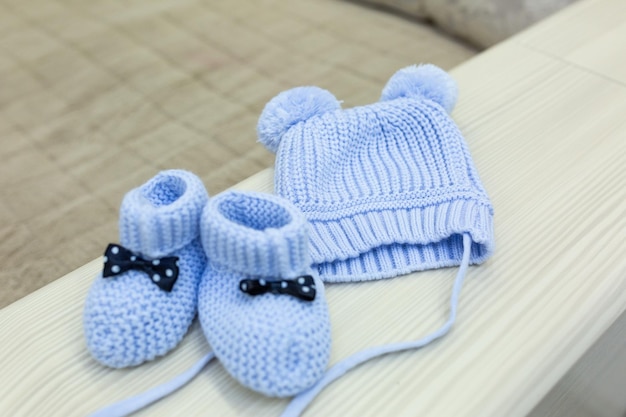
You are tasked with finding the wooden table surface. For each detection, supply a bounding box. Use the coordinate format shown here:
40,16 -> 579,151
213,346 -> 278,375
1,0 -> 625,416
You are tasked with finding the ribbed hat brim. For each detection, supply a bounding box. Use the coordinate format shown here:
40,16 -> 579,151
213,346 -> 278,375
309,198 -> 494,282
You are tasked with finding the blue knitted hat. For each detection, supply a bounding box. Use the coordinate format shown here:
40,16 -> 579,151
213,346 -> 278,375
258,64 -> 494,282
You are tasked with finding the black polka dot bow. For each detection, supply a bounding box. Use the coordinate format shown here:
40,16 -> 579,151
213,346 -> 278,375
239,275 -> 316,302
102,244 -> 180,292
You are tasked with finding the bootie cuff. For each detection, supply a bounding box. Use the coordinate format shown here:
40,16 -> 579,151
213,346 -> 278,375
119,170 -> 208,258
201,191 -> 310,278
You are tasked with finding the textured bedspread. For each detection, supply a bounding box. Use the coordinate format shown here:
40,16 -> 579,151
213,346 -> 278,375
0,0 -> 475,307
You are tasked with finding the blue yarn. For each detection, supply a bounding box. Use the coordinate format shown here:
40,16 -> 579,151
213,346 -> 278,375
259,64 -> 494,283
198,191 -> 331,397
83,170 -> 208,368
87,353 -> 216,417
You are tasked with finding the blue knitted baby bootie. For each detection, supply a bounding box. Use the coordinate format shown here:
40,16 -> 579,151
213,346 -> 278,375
198,191 -> 331,397
83,170 -> 209,368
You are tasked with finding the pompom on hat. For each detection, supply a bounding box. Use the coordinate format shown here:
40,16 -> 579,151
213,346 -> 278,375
258,64 -> 494,283
258,86 -> 341,153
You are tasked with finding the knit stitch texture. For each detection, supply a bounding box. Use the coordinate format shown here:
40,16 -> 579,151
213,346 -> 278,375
198,191 -> 331,397
258,64 -> 495,282
84,170 -> 208,368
